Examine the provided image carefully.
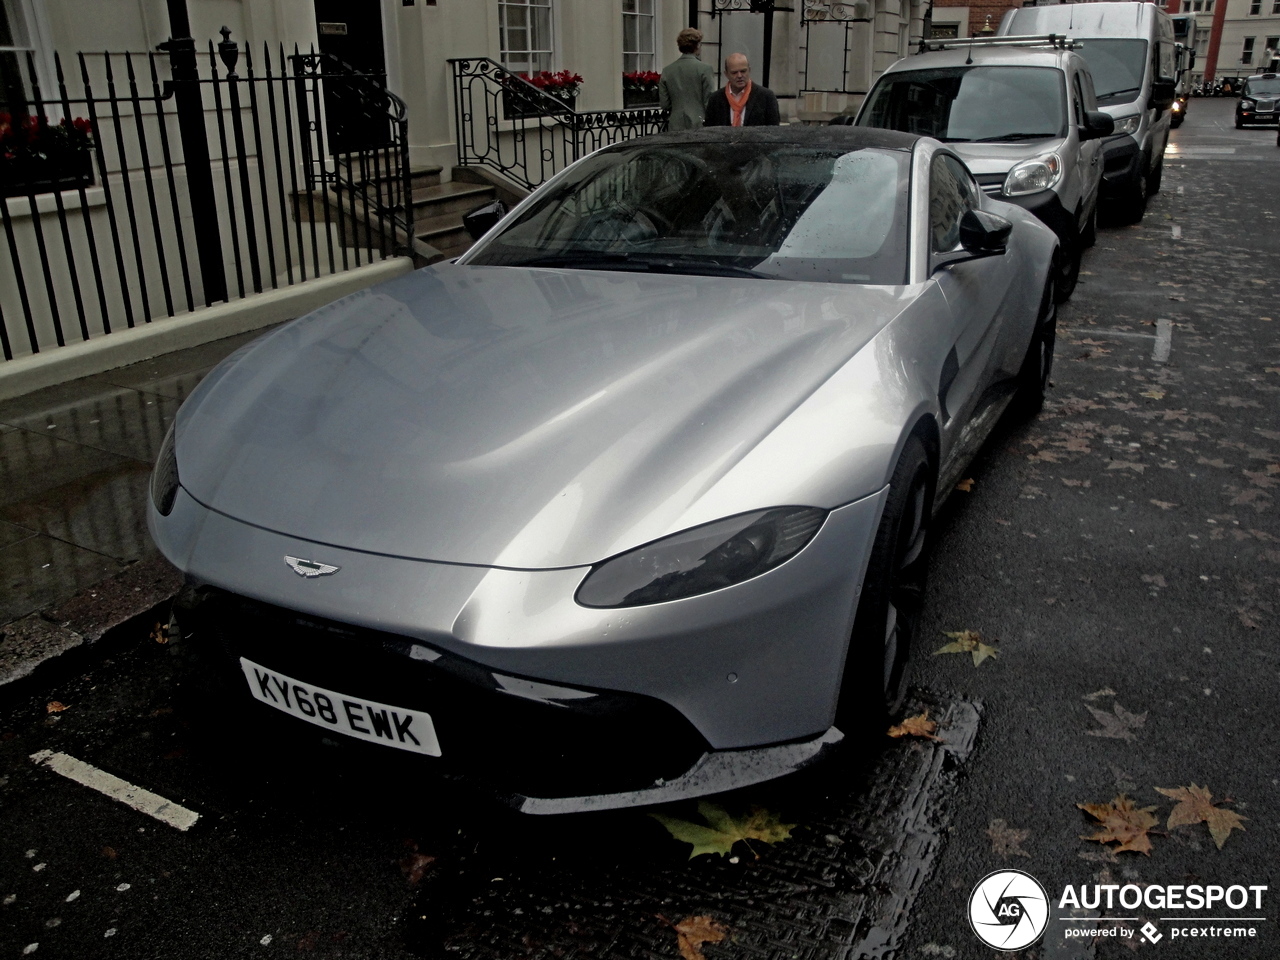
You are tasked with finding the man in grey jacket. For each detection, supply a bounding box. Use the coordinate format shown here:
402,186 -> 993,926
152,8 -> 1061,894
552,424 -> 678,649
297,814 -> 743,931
659,28 -> 716,131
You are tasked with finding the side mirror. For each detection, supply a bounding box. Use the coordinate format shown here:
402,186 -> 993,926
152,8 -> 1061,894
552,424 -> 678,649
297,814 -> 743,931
958,209 -> 1012,257
463,199 -> 508,241
1149,77 -> 1177,110
1080,109 -> 1115,140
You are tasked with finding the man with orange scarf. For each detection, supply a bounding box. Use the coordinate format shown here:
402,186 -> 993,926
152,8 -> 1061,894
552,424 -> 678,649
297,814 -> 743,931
704,53 -> 780,127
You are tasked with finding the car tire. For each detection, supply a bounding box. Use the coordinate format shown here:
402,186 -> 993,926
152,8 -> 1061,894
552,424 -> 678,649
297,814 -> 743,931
1148,157 -> 1164,196
835,434 -> 933,733
1056,236 -> 1081,303
1012,269 -> 1058,418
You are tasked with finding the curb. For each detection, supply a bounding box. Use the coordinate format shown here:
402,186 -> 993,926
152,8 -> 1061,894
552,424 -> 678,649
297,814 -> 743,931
0,554 -> 182,690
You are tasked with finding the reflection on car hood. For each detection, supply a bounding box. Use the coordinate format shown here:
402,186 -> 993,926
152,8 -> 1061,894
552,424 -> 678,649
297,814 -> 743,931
177,264 -> 910,568
950,138 -> 1069,176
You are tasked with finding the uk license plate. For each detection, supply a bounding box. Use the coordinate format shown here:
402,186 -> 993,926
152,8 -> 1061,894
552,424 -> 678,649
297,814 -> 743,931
240,658 -> 441,756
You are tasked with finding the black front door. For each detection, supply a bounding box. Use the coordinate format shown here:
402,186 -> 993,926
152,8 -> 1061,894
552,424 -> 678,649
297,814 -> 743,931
313,0 -> 389,154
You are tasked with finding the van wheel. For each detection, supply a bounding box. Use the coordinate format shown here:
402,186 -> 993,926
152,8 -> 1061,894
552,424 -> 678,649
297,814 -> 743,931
1056,238 -> 1081,302
1081,203 -> 1098,248
1115,166 -> 1148,225
1148,157 -> 1164,196
1012,269 -> 1057,417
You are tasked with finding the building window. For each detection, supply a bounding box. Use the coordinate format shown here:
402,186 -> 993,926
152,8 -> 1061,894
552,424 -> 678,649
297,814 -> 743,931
1266,36 -> 1279,66
1249,0 -> 1260,13
1205,0 -> 1213,12
1191,0 -> 1200,10
1,0 -> 34,109
622,0 -> 655,73
1273,0 -> 1280,15
499,0 -> 554,75
1242,36 -> 1255,64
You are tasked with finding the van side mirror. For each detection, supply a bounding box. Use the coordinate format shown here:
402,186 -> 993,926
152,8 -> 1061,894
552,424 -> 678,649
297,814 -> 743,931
463,199 -> 508,240
1080,109 -> 1115,141
1150,77 -> 1177,110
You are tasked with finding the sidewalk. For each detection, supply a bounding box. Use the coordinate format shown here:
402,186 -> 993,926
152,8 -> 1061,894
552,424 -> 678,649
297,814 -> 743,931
0,327 -> 279,686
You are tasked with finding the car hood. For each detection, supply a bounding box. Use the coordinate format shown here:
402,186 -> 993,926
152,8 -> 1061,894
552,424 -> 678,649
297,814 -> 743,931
176,264 -> 912,568
950,138 -> 1069,176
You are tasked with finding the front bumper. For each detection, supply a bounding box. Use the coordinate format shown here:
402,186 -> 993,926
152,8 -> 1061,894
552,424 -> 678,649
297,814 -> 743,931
1099,134 -> 1142,198
1237,107 -> 1280,125
152,486 -> 888,808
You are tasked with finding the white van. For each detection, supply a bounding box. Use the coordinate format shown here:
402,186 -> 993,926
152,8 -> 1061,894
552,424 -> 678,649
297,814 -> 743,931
998,2 -> 1177,224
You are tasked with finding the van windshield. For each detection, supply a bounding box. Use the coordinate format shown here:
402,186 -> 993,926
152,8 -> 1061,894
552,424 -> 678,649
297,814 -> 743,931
1078,39 -> 1148,103
858,66 -> 1066,142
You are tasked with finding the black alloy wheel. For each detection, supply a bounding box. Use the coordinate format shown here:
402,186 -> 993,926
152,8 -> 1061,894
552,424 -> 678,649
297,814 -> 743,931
836,435 -> 934,732
1013,269 -> 1058,417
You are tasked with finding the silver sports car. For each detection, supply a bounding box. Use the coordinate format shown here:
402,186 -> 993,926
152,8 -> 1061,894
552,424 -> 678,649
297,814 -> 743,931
148,127 -> 1059,813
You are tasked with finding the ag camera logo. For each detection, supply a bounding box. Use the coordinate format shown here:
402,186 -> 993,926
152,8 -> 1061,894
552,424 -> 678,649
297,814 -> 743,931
969,869 -> 1050,950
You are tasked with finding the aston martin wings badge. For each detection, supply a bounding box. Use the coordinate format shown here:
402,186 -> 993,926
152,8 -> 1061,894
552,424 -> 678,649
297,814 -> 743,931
284,556 -> 341,578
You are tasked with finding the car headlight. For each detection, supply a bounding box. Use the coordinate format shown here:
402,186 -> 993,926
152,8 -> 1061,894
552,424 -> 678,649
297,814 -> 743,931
1172,100 -> 1183,111
1112,114 -> 1141,135
575,506 -> 827,608
1003,153 -> 1063,197
151,423 -> 181,516
1241,99 -> 1256,109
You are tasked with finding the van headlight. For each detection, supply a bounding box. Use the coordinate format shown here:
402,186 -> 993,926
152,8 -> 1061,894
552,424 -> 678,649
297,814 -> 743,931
1003,153 -> 1063,197
1112,114 -> 1141,135
575,507 -> 827,608
151,424 -> 181,516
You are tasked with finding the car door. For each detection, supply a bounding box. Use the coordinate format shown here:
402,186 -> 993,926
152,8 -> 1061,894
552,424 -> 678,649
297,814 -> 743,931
928,153 -> 1016,447
1072,68 -> 1102,223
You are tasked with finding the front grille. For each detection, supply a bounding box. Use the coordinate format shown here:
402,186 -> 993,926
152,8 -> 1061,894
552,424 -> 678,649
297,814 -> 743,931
974,173 -> 1005,196
1256,99 -> 1276,112
177,587 -> 711,799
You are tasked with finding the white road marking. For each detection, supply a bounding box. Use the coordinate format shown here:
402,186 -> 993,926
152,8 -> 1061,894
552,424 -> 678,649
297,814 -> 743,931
1171,224 -> 1182,239
29,750 -> 200,832
1152,318 -> 1173,364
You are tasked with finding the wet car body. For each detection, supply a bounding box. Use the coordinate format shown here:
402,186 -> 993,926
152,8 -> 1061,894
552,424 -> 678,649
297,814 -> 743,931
148,128 -> 1059,812
1237,74 -> 1280,127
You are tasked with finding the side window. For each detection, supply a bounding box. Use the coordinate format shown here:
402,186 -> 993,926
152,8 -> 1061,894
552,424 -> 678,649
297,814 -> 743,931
929,154 -> 975,254
1072,72 -> 1087,125
1079,70 -> 1098,110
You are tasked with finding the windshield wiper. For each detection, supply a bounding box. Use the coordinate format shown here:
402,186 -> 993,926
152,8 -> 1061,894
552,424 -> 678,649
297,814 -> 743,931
970,132 -> 1058,142
1097,86 -> 1141,102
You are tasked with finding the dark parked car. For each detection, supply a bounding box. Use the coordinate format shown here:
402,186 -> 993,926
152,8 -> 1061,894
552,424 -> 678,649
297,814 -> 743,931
1237,74 -> 1280,127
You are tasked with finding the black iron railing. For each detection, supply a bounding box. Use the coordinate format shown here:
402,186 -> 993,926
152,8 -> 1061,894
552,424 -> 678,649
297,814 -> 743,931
448,57 -> 667,192
0,35 -> 414,362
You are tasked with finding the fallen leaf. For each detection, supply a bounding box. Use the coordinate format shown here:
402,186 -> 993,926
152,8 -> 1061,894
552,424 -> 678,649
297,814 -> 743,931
1141,574 -> 1167,588
45,701 -> 68,714
652,802 -> 795,859
1085,703 -> 1147,741
101,846 -> 117,860
987,818 -> 1031,858
399,852 -> 435,886
934,629 -> 999,666
1140,389 -> 1166,400
1155,784 -> 1246,850
1078,795 -> 1160,855
1149,499 -> 1177,510
657,915 -> 729,960
888,711 -> 943,741
1106,460 -> 1146,473
955,478 -> 975,492
150,622 -> 169,645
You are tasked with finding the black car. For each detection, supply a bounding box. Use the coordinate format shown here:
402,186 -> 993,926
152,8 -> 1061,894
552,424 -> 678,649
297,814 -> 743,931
1236,74 -> 1280,128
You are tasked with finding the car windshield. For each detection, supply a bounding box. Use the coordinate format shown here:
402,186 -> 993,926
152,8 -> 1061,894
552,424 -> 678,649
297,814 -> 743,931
1076,39 -> 1148,103
858,65 -> 1066,142
1244,77 -> 1280,97
464,141 -> 910,285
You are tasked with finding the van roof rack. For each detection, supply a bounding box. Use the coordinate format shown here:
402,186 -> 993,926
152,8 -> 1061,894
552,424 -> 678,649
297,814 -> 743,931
921,33 -> 1079,53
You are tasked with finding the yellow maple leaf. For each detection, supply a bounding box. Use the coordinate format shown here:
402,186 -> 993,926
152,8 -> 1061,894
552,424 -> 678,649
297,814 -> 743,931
1078,794 -> 1160,855
651,802 -> 795,859
887,711 -> 943,741
657,915 -> 729,960
934,629 -> 999,666
1155,784 -> 1247,850
955,478 -> 975,492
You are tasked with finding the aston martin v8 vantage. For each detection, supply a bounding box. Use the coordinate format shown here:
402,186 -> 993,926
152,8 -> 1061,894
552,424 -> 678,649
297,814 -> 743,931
148,127 -> 1059,813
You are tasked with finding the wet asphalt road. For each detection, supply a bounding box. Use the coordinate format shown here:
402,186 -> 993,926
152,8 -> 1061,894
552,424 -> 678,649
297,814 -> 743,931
1,99 -> 1277,960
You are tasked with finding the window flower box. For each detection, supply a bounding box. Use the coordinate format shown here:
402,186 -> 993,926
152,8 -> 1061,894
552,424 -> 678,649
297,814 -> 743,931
0,114 -> 96,198
501,71 -> 582,119
623,71 -> 661,108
